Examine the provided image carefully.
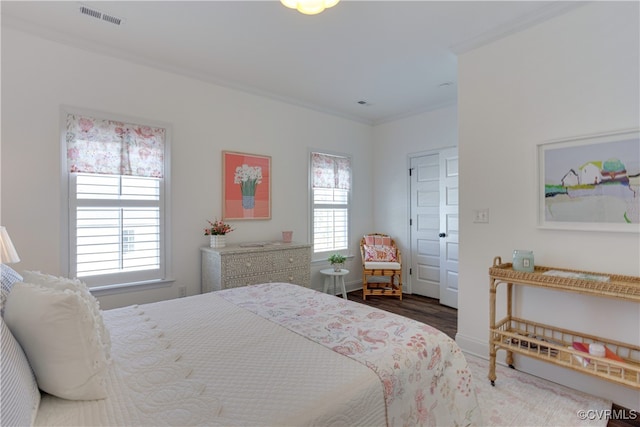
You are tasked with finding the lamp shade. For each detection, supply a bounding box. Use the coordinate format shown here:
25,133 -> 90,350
280,0 -> 339,15
0,226 -> 20,264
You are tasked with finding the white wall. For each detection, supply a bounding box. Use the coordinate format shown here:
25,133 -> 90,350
458,2 -> 640,408
3,2 -> 639,409
372,105 -> 458,293
0,27 -> 374,308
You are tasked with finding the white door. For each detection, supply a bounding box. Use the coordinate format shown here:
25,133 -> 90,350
438,148 -> 459,308
409,153 -> 441,299
409,148 -> 459,308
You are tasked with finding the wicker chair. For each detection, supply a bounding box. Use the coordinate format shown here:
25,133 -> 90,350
360,234 -> 402,300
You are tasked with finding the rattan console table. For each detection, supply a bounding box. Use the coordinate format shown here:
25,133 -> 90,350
488,256 -> 640,390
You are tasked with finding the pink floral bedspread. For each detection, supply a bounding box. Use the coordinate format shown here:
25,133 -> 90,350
219,283 -> 482,426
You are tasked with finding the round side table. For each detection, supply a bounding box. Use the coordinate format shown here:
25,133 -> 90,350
320,268 -> 349,299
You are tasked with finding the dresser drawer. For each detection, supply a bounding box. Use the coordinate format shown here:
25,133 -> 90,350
222,247 -> 309,278
224,267 -> 310,289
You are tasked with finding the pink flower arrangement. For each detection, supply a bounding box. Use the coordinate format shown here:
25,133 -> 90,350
204,219 -> 234,236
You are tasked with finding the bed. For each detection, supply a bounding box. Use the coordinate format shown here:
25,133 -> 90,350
1,267 -> 482,426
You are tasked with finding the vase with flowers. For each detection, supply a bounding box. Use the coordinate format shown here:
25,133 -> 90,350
204,218 -> 234,248
234,164 -> 263,209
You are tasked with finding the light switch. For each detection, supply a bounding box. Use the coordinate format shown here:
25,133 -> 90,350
473,209 -> 489,223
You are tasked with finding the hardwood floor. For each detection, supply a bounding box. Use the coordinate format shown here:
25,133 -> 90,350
346,289 -> 457,339
608,405 -> 640,427
347,290 -> 638,427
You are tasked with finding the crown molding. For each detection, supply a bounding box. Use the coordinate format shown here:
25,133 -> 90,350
450,1 -> 589,55
1,14 -> 374,125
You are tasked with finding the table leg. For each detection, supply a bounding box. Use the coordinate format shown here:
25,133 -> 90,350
489,277 -> 497,386
506,282 -> 514,368
340,276 -> 347,299
323,276 -> 329,294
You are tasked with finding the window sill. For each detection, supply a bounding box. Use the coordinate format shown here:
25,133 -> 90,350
90,278 -> 175,297
311,253 -> 357,265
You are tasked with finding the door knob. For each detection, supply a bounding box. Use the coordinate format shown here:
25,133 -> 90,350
439,233 -> 446,238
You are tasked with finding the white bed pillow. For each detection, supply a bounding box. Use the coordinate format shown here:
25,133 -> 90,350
21,271 -> 111,359
0,317 -> 41,426
4,282 -> 110,400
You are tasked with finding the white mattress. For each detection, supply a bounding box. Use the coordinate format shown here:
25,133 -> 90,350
35,283 -> 481,426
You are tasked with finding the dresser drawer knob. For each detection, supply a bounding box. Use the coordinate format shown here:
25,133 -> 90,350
288,276 -> 294,281
246,262 -> 251,267
289,257 -> 294,263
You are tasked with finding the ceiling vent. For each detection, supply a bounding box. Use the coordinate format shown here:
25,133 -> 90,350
79,5 -> 123,26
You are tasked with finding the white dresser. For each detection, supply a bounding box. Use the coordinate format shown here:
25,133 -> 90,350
201,242 -> 311,292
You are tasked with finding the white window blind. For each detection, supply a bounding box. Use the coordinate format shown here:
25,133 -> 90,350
311,152 -> 351,254
74,174 -> 160,277
64,111 -> 169,287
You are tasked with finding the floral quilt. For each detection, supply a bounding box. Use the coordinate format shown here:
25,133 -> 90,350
219,283 -> 482,427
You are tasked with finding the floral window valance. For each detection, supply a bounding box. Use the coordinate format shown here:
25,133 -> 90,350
66,114 -> 165,178
312,153 -> 351,190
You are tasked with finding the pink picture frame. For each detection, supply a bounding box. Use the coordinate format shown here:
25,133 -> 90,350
222,151 -> 271,220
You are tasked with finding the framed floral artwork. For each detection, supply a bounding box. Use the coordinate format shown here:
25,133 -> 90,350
222,151 -> 271,220
537,128 -> 639,232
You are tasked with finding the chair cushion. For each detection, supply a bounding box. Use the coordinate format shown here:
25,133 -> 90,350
363,244 -> 397,262
364,235 -> 391,246
364,261 -> 401,270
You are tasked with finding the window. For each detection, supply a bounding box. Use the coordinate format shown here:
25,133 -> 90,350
311,152 -> 351,255
63,111 -> 170,288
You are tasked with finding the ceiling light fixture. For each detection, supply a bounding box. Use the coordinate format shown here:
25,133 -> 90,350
280,0 -> 340,15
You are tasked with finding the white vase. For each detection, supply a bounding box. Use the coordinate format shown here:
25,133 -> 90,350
210,235 -> 226,248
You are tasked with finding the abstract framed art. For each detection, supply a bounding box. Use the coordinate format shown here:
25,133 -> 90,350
537,129 -> 640,232
222,151 -> 271,220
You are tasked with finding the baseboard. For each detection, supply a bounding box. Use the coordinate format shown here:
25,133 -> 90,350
455,333 -> 489,359
320,280 -> 362,296
345,280 -> 362,293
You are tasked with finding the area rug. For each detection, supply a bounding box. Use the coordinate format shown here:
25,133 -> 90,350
466,354 -> 612,426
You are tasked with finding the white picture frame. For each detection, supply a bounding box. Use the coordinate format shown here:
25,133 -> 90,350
537,128 -> 640,232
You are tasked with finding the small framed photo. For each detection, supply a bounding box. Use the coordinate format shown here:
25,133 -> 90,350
222,151 -> 271,220
537,129 -> 639,232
